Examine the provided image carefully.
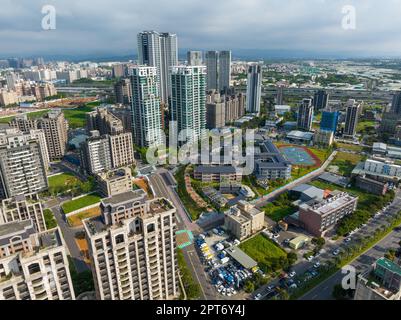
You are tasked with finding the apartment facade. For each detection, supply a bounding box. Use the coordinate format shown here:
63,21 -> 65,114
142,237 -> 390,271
0,220 -> 75,300
170,65 -> 207,143
0,129 -> 48,199
130,66 -> 163,148
246,64 -> 262,115
137,31 -> 178,104
205,51 -> 231,92
96,167 -> 133,198
224,201 -> 265,240
344,99 -> 361,137
83,190 -> 179,300
37,109 -> 68,161
0,194 -> 46,232
297,98 -> 314,131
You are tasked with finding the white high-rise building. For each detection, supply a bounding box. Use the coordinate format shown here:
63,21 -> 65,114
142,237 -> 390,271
170,65 -> 207,143
130,66 -> 163,148
0,129 -> 48,199
205,51 -> 231,92
137,31 -> 178,104
246,64 -> 262,115
187,51 -> 203,66
83,190 -> 179,300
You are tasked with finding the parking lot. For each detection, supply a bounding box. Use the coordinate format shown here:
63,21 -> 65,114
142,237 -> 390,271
194,227 -> 260,298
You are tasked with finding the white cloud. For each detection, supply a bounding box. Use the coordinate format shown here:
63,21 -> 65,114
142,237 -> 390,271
1,0 -> 401,57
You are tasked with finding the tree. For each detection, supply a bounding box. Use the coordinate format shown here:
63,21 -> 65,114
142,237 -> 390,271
244,281 -> 255,293
287,252 -> 298,265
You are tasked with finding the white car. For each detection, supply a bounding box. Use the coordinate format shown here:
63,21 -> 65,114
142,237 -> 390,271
289,271 -> 296,278
345,237 -> 352,243
313,262 -> 321,268
333,249 -> 340,256
273,234 -> 280,239
254,293 -> 262,300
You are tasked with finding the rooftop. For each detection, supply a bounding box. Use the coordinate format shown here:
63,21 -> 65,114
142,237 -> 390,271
225,246 -> 258,270
101,189 -> 147,206
194,165 -> 238,175
301,191 -> 357,215
376,257 -> 401,277
287,130 -> 314,140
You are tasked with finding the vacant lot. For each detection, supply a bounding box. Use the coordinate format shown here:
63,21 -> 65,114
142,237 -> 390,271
62,105 -> 95,128
239,234 -> 288,273
62,194 -> 102,214
263,202 -> 297,222
330,152 -> 364,177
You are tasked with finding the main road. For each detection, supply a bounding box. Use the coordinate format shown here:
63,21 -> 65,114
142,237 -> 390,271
148,169 -> 218,300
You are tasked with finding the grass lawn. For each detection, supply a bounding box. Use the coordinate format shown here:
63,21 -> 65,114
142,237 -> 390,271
43,208 -> 57,229
262,202 -> 297,222
62,105 -> 95,128
336,142 -> 364,153
330,152 -> 364,177
357,120 -> 376,133
48,173 -> 82,189
67,207 -> 101,227
307,146 -> 330,163
62,194 -> 102,214
242,175 -> 269,196
239,234 -> 287,272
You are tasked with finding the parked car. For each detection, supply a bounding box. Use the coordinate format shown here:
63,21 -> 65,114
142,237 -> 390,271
288,271 -> 296,278
345,237 -> 352,243
254,293 -> 262,300
313,262 -> 321,268
333,249 -> 340,256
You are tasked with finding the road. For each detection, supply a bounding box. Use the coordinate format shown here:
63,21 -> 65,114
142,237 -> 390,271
252,151 -> 337,209
300,190 -> 401,300
44,199 -> 89,273
148,169 -> 217,300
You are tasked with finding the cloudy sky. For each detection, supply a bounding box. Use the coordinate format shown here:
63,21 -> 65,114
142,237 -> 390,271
1,0 -> 401,58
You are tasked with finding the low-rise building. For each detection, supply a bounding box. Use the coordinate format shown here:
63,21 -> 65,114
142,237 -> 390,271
289,235 -> 310,250
355,175 -> 388,196
286,130 -> 314,144
224,201 -> 264,240
355,257 -> 401,300
96,167 -> 133,197
254,140 -> 292,181
297,190 -> 358,237
194,165 -> 242,183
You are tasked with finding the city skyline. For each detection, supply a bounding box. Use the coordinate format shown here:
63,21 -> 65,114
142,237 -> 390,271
2,0 -> 401,58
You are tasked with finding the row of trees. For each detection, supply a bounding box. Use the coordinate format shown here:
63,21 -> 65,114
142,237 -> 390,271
336,190 -> 395,236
